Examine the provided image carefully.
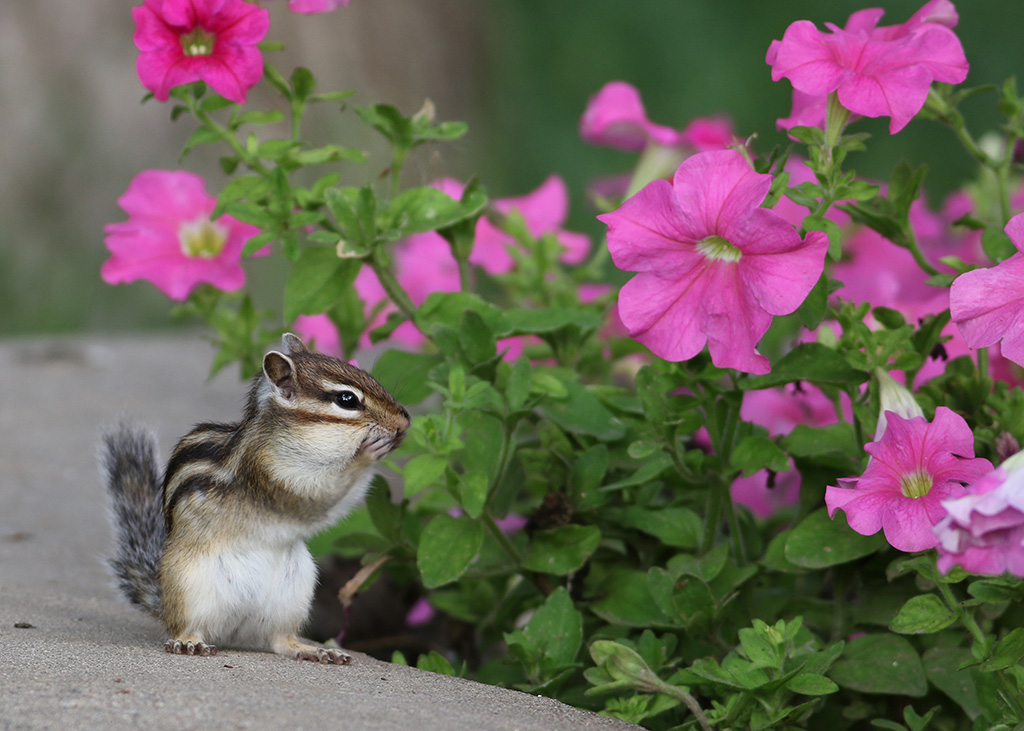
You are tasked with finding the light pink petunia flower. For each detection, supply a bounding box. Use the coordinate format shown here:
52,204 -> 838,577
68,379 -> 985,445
598,149 -> 828,374
935,458 -> 1024,576
766,0 -> 968,133
283,0 -> 350,14
133,0 -> 270,104
825,407 -> 992,552
950,213 -> 1024,368
102,170 -> 264,301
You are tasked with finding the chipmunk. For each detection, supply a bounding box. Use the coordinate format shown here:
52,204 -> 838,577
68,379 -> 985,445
102,333 -> 410,664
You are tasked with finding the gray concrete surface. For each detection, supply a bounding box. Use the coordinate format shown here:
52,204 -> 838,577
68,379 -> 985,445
0,334 -> 637,731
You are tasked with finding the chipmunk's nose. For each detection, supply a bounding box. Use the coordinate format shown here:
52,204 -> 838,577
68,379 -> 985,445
398,406 -> 411,429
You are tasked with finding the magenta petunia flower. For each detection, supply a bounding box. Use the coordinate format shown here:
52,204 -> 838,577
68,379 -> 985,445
283,0 -> 350,13
580,81 -> 734,154
766,0 -> 968,133
950,213 -> 1024,368
935,460 -> 1024,576
598,150 -> 828,374
293,314 -> 342,357
102,170 -> 263,301
133,0 -> 270,104
825,407 -> 992,552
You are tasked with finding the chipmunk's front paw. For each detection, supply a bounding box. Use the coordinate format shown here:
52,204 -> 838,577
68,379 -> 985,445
165,638 -> 217,656
359,432 -> 399,462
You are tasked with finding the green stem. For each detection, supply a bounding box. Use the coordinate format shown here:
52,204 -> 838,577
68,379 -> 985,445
369,248 -> 418,323
903,228 -> 941,278
701,478 -> 724,556
978,346 -> 990,383
483,512 -> 522,566
648,680 -> 711,731
935,570 -> 988,648
725,488 -> 748,566
192,102 -> 270,177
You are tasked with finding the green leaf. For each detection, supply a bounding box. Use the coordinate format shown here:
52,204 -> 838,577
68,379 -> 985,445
355,103 -> 413,148
457,471 -> 488,518
416,292 -> 508,335
786,673 -> 839,696
235,110 -> 286,127
523,524 -> 601,575
784,508 -> 886,568
417,514 -> 484,589
372,350 -> 441,405
781,422 -> 861,459
502,308 -> 602,335
889,594 -> 957,635
240,231 -> 278,258
364,475 -> 398,541
796,272 -> 830,329
289,144 -> 365,166
402,454 -> 447,497
458,309 -> 496,364
505,587 -> 582,674
922,646 -> 981,719
591,569 -> 672,627
388,185 -> 469,235
180,125 -> 224,160
730,435 -> 790,476
981,627 -> 1024,671
416,650 -> 456,676
829,634 -> 927,697
290,66 -> 315,102
282,247 -> 361,322
615,507 -> 701,549
505,357 -> 532,411
538,377 -> 626,440
740,343 -> 867,390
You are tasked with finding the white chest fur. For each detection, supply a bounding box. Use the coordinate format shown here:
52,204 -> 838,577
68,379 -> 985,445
181,536 -> 317,647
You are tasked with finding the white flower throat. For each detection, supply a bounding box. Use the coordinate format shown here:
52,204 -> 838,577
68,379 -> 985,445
696,235 -> 742,263
179,217 -> 228,258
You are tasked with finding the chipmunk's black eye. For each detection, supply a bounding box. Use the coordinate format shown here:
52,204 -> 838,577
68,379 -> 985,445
332,390 -> 363,410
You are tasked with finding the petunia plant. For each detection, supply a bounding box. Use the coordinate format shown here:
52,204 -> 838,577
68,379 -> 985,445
103,0 -> 1024,728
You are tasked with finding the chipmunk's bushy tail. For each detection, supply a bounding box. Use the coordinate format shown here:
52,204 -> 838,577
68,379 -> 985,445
102,423 -> 164,618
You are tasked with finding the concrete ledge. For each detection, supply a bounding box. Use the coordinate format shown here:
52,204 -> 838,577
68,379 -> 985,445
0,334 -> 637,731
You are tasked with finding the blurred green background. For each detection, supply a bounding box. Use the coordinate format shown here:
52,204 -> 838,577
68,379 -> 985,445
1,0 -> 1021,338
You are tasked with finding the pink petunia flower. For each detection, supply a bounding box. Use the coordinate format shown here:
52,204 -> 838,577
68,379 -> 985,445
732,384 -> 844,518
580,81 -> 734,154
950,213 -> 1024,368
598,150 -> 828,374
935,456 -> 1024,576
766,0 -> 968,134
825,407 -> 992,552
133,0 -> 270,104
282,0 -> 350,14
102,170 -> 263,301
355,176 -> 589,348
293,314 -> 342,357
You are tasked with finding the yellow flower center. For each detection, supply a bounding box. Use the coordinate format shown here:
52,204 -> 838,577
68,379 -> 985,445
696,235 -> 742,263
180,28 -> 216,57
179,218 -> 228,258
899,470 -> 933,499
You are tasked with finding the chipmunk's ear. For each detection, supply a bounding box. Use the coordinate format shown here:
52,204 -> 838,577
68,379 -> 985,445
263,351 -> 298,401
281,332 -> 308,355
